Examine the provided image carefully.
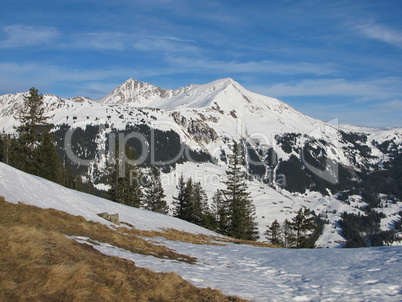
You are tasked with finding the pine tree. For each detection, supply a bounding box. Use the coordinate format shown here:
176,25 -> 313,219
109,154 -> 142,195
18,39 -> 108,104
34,130 -> 62,182
183,177 -> 195,221
123,144 -> 143,207
14,88 -> 51,173
282,219 -> 296,248
107,142 -> 143,207
222,141 -> 259,241
173,174 -> 188,219
0,132 -> 4,163
11,87 -> 61,182
144,167 -> 169,214
191,181 -> 210,226
211,189 -> 229,235
0,130 -> 11,163
290,208 -> 316,248
265,219 -> 283,246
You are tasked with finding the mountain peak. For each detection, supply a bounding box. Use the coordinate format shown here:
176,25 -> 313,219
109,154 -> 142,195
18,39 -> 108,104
97,78 -> 170,106
96,77 -> 291,115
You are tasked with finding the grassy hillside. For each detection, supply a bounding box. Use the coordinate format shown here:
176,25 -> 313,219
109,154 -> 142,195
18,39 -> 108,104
0,197 -> 247,301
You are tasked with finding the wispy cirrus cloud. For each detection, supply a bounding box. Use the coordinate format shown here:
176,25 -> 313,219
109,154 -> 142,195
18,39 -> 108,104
0,61 -> 187,98
0,62 -> 134,97
357,23 -> 402,48
167,57 -> 337,75
382,100 -> 402,111
256,77 -> 402,101
0,24 -> 60,49
68,32 -> 199,54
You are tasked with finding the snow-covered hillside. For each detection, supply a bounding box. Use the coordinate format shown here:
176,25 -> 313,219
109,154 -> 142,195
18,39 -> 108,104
0,162 -> 214,235
1,163 -> 401,301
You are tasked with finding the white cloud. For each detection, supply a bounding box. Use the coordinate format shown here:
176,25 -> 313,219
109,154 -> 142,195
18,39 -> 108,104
0,61 -> 183,98
381,100 -> 402,111
254,78 -> 402,101
64,32 -> 201,56
0,62 -> 134,97
167,57 -> 336,75
0,25 -> 59,48
131,36 -> 199,54
357,23 -> 402,48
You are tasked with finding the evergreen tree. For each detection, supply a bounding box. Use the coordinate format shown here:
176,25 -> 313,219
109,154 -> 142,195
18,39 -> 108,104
0,130 -> 11,163
124,144 -> 143,207
0,132 -> 4,163
34,130 -> 62,182
173,174 -> 186,219
282,219 -> 296,248
11,87 -> 61,182
108,142 -> 143,207
143,167 -> 169,214
2,132 -> 12,165
222,141 -> 259,241
14,88 -> 51,173
290,208 -> 316,248
191,181 -> 210,226
173,175 -> 213,228
211,189 -> 229,235
265,219 -> 283,246
182,177 -> 195,221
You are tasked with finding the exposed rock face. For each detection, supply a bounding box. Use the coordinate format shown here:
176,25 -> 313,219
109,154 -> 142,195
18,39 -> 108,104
97,212 -> 120,224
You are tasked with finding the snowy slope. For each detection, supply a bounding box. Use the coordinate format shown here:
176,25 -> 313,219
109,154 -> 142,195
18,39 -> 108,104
1,163 -> 402,301
0,162 -> 216,235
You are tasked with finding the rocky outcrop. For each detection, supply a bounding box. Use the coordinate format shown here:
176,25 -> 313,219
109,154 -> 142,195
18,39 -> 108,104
97,212 -> 120,224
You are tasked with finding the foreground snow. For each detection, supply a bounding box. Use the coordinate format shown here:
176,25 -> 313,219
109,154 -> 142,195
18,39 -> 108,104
1,162 -> 402,301
76,237 -> 402,302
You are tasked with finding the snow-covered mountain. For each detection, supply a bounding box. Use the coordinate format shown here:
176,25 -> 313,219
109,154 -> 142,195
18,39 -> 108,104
1,162 -> 402,301
1,78 -> 402,247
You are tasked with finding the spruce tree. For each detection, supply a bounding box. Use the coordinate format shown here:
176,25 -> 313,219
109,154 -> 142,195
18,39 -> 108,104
211,189 -> 229,235
0,130 -> 10,163
1,132 -> 12,165
0,132 -> 3,163
124,144 -> 143,207
15,88 -> 50,172
107,142 -> 143,207
290,208 -> 316,248
282,219 -> 296,248
144,167 -> 169,214
265,219 -> 283,247
173,175 -> 213,228
172,174 -> 189,219
191,181 -> 210,226
12,87 -> 60,182
34,130 -> 62,182
222,141 -> 259,241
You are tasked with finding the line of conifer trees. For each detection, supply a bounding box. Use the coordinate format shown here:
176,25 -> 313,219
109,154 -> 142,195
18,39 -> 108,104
0,88 -> 81,188
264,208 -> 323,248
172,142 -> 259,241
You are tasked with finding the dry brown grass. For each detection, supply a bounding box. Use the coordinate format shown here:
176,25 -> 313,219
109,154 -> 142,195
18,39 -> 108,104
120,222 -> 227,246
0,197 -> 195,263
119,222 -> 278,248
0,225 -> 247,301
217,237 -> 278,248
0,196 -> 248,301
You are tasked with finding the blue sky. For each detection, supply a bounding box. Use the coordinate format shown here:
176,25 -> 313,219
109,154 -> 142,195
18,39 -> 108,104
1,0 -> 401,127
